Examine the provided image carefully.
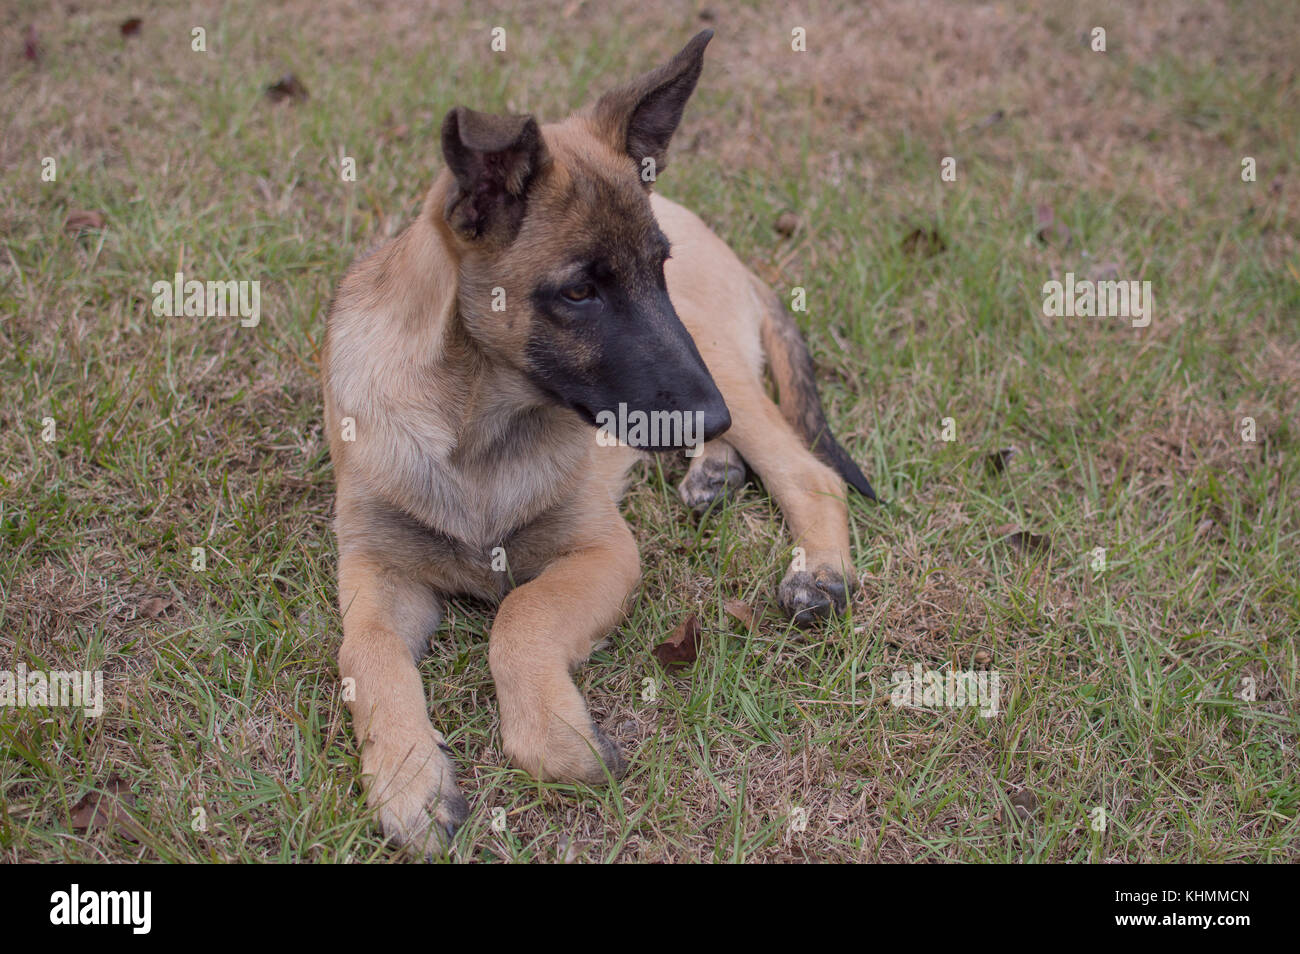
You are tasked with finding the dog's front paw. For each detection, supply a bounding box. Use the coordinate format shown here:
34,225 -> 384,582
361,728 -> 469,857
778,564 -> 850,627
499,679 -> 627,784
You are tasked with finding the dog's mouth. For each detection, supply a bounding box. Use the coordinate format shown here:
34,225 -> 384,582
570,397 -> 730,452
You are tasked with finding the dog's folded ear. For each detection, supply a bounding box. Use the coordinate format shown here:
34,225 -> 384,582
440,107 -> 548,244
591,29 -> 713,187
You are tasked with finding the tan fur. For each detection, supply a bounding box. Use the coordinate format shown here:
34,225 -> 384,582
323,33 -> 865,852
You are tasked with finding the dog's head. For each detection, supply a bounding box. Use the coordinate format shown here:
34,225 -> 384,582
436,30 -> 729,450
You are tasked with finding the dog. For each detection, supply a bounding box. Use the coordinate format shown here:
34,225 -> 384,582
323,29 -> 876,853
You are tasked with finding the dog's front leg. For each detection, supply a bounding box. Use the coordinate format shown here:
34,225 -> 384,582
337,553 -> 468,854
488,513 -> 640,782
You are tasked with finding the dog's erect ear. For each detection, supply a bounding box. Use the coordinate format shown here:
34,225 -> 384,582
440,107 -> 547,243
591,29 -> 712,185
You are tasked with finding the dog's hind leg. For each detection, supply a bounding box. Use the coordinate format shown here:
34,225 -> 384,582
678,439 -> 748,516
488,505 -> 640,783
337,554 -> 468,856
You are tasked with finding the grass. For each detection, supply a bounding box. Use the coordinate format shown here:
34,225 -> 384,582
1,0 -> 1297,862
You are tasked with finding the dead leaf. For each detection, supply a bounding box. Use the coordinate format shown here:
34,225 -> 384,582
63,210 -> 106,235
557,832 -> 579,863
69,776 -> 144,842
993,524 -> 1050,556
774,211 -> 799,237
139,596 -> 173,619
119,17 -> 142,37
1033,203 -> 1071,246
23,25 -> 40,62
1010,788 -> 1038,820
1005,531 -> 1050,555
722,599 -> 756,630
985,446 -> 1017,475
652,614 -> 701,667
901,227 -> 946,258
266,73 -> 309,103
968,109 -> 1004,132
1035,203 -> 1054,235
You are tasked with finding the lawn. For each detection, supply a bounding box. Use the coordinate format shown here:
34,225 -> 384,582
1,0 -> 1297,862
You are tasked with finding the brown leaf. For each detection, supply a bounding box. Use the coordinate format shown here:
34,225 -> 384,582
1010,788 -> 1039,819
1033,203 -> 1053,235
69,776 -> 143,842
652,613 -> 701,667
24,25 -> 40,62
1002,530 -> 1050,556
119,17 -> 143,37
901,227 -> 946,258
774,211 -> 799,237
722,599 -> 756,630
63,210 -> 106,235
985,446 -> 1017,475
968,109 -> 1004,132
1033,203 -> 1071,246
139,596 -> 173,619
266,73 -> 309,103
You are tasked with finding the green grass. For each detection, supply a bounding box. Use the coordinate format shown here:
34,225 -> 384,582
1,0 -> 1297,862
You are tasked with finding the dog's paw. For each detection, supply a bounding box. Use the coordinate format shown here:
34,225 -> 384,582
362,730 -> 469,857
499,681 -> 627,784
778,564 -> 850,627
590,722 -> 629,778
678,447 -> 747,516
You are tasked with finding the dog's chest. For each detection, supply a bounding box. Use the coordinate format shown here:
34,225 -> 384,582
410,410 -> 595,593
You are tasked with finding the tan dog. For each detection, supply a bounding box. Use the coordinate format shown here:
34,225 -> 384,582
323,29 -> 876,853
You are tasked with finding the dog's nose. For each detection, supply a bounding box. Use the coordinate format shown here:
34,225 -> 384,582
682,367 -> 731,443
700,401 -> 731,442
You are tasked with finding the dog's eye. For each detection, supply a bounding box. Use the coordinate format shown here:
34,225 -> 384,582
560,283 -> 596,303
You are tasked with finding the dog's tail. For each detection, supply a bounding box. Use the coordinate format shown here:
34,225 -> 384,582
757,286 -> 877,501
